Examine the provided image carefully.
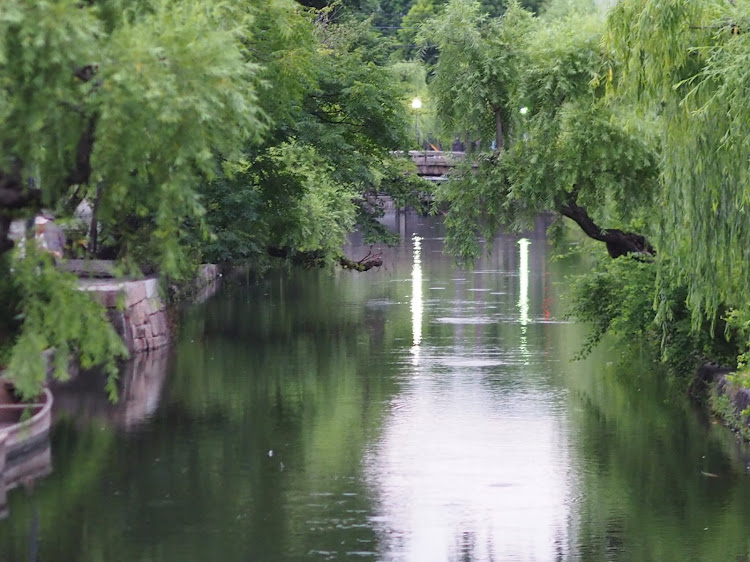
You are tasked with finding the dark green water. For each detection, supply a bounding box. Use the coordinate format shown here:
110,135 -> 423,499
2,214 -> 750,561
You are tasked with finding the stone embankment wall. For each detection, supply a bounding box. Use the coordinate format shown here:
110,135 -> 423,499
79,278 -> 169,353
712,375 -> 750,438
694,362 -> 750,438
171,263 -> 221,304
77,265 -> 220,354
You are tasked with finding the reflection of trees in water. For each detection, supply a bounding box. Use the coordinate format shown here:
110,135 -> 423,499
0,350 -> 171,558
0,419 -> 114,561
141,270 -> 406,559
563,349 -> 750,560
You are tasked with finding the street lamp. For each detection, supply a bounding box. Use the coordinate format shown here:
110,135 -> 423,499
411,97 -> 422,148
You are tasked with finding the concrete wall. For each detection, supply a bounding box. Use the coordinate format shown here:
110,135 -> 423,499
79,277 -> 170,353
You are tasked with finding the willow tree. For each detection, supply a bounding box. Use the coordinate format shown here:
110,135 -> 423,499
0,0 -> 267,397
419,0 -> 534,151
424,1 -> 658,261
607,0 -> 750,334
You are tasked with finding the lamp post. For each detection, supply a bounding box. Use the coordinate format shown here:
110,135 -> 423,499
411,97 -> 422,148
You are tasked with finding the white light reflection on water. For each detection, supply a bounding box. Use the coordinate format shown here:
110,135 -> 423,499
518,238 -> 531,365
366,235 -> 571,561
411,235 -> 423,366
366,377 -> 570,561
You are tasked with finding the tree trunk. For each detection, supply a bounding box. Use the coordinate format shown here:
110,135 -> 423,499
558,199 -> 653,258
66,116 -> 97,187
494,107 -> 504,152
88,182 -> 104,254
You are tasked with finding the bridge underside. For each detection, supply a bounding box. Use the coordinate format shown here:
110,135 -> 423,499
407,150 -> 464,180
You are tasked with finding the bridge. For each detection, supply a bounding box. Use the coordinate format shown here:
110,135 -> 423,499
407,151 -> 466,182
377,151 -> 469,212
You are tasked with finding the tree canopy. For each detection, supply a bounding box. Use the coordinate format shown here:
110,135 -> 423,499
425,0 -> 657,261
607,0 -> 750,329
424,0 -> 750,372
0,0 -> 420,397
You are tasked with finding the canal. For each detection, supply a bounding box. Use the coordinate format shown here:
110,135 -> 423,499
2,214 -> 750,561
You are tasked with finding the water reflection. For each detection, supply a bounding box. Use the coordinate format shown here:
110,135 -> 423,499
518,238 -> 531,365
52,347 -> 171,430
366,227 -> 571,561
4,214 -> 750,560
0,436 -> 51,522
411,234 -> 423,366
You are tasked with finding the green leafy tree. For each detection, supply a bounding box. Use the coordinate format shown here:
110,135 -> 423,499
200,10 -> 418,264
0,0 -> 423,398
541,0 -> 594,19
0,0 -> 267,397
420,0 -> 534,151
425,2 -> 658,262
399,0 -> 548,60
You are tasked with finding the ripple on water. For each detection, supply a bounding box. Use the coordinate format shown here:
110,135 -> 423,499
365,299 -> 396,307
433,317 -> 499,325
435,358 -> 513,369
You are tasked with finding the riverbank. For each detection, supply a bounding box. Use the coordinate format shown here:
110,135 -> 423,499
76,264 -> 221,354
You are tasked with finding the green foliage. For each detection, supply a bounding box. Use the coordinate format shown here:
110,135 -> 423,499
1,0 -> 266,271
540,0 -> 594,20
264,143 -> 358,259
430,7 -> 658,263
436,155 -> 512,261
1,0 -> 419,398
0,0 -> 101,205
398,0 -> 444,57
607,0 -> 750,333
193,171 -> 269,265
429,0 -> 750,387
91,0 -> 266,276
379,0 -> 549,45
568,251 -> 738,377
568,254 -> 658,359
375,0 -> 415,29
198,9 -> 414,264
2,247 -> 126,400
419,0 -> 534,146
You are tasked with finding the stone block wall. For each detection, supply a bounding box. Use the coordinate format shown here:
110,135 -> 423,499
79,278 -> 169,354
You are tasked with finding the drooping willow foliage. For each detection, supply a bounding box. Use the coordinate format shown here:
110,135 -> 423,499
426,0 -> 750,366
608,0 -> 750,331
425,1 -> 658,264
